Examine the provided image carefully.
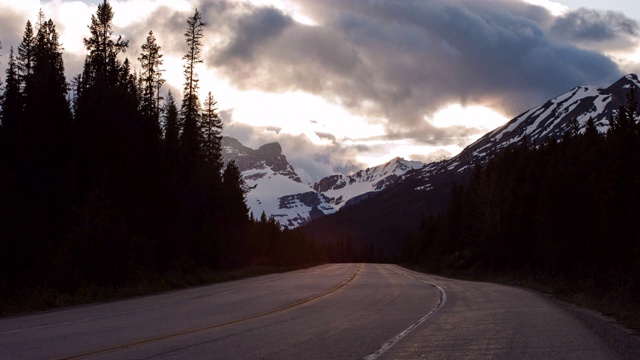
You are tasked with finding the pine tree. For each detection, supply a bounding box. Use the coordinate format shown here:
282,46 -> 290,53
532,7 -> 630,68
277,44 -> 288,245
219,160 -> 250,267
22,16 -> 72,170
137,31 -> 164,187
17,21 -> 36,96
1,47 -> 22,152
201,91 -> 223,169
138,30 -> 164,122
222,160 -> 249,223
180,9 -> 206,171
82,0 -> 128,86
162,90 -> 179,173
75,0 -> 131,187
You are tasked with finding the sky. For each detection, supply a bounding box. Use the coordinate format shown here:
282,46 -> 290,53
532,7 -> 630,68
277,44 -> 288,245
0,0 -> 639,183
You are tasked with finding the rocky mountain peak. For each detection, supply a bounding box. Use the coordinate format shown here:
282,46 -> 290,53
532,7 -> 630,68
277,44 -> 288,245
221,137 -> 301,183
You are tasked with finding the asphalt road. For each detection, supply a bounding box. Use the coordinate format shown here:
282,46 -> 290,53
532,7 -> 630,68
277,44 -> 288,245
0,264 -> 637,359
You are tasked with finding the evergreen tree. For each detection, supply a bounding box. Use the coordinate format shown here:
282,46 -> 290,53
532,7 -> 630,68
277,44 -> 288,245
75,0 -> 131,187
163,90 -> 179,172
222,160 -> 249,225
138,30 -> 164,122
1,47 -> 22,152
201,91 -> 223,170
82,0 -> 128,86
17,21 -> 36,95
180,9 -> 206,171
20,15 -> 72,189
25,17 -> 72,138
137,32 -> 164,195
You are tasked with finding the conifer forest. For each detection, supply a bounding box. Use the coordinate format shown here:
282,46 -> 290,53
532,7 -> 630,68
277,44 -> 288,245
0,3 -> 322,304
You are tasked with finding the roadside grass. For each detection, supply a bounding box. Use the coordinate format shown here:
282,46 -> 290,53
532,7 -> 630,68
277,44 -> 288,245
404,265 -> 640,334
0,264 -> 317,318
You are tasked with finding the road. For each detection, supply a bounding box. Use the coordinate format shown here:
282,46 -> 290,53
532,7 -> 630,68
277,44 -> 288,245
0,264 -> 636,359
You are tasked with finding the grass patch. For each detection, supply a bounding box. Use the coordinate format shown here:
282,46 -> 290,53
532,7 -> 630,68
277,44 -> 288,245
403,265 -> 640,333
0,264 -> 319,318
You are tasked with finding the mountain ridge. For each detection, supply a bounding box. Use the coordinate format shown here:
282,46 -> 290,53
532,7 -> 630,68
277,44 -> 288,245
221,137 -> 426,227
299,73 -> 640,257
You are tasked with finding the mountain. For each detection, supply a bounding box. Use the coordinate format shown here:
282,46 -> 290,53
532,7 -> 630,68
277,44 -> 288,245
313,157 -> 424,209
429,73 -> 640,178
221,137 -> 335,228
300,74 -> 640,258
221,137 -> 425,228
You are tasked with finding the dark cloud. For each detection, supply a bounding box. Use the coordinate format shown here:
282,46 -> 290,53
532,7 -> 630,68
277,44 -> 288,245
1,0 -> 636,180
217,6 -> 293,63
315,131 -> 337,142
551,8 -> 639,49
207,0 -> 622,141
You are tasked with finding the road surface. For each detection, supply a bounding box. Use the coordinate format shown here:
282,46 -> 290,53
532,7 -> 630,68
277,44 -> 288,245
1,264 -> 637,359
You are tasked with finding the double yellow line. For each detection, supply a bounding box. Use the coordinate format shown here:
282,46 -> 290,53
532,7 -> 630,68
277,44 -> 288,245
55,264 -> 363,360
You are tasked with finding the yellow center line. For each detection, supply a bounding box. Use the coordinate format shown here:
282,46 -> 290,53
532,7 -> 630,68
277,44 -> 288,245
54,263 -> 363,360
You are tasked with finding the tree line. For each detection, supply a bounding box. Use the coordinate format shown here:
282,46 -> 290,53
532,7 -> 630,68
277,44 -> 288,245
402,89 -> 640,292
0,1 -> 322,297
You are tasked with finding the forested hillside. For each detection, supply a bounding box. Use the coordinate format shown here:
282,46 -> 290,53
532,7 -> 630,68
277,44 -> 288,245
403,90 -> 640,292
0,2 -> 321,307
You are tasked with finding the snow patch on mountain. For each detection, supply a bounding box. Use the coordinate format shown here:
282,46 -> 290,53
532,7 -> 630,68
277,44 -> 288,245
243,166 -> 336,228
222,136 -> 336,228
415,74 -> 640,185
313,157 -> 424,209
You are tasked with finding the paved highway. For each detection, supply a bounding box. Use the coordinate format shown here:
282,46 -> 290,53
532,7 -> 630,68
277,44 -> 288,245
0,264 -> 636,359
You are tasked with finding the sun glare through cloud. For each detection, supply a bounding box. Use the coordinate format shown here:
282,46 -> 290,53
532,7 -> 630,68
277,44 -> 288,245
431,104 -> 509,133
522,0 -> 568,16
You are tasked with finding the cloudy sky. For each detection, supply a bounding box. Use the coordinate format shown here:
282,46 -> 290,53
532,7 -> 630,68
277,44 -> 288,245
1,0 -> 639,182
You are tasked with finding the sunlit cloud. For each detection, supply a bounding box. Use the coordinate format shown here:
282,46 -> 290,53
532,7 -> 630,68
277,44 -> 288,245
1,0 -> 639,180
522,0 -> 568,16
430,104 -> 509,133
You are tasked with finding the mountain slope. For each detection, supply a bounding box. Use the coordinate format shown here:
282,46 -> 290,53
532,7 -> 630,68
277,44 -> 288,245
221,137 -> 335,228
221,137 -> 426,228
313,157 -> 424,209
300,74 -> 640,257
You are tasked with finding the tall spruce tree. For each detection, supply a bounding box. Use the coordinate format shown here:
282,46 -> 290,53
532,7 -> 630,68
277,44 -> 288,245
138,31 -> 164,185
25,17 -> 72,144
82,0 -> 128,86
180,9 -> 206,172
1,47 -> 22,152
19,14 -> 71,203
17,21 -> 35,96
201,91 -> 223,171
163,90 -> 179,174
75,0 -> 131,188
138,30 -> 164,122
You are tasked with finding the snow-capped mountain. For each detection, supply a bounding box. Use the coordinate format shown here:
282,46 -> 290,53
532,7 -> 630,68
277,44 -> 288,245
221,137 -> 425,228
301,74 -> 640,254
221,137 -> 336,228
313,157 -> 424,209
414,74 -> 640,189
225,74 -> 640,232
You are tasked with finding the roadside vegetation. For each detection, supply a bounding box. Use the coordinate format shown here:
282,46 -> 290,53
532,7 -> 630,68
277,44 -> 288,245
0,2 -> 327,317
403,90 -> 640,332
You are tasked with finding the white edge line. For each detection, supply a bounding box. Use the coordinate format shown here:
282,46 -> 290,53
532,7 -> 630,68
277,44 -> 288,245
362,266 -> 447,360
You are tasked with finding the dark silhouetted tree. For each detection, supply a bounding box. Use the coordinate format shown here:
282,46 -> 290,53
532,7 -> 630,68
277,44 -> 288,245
17,21 -> 35,95
1,47 -> 22,152
180,9 -> 205,173
201,91 -> 223,170
138,30 -> 164,123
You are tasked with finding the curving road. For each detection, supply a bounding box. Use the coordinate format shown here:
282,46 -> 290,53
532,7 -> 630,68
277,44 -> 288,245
0,264 -> 637,359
